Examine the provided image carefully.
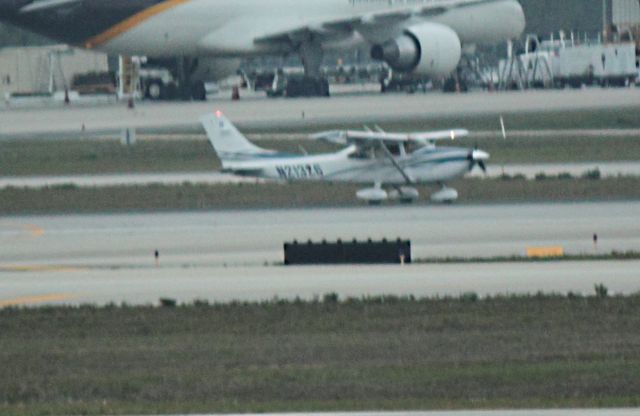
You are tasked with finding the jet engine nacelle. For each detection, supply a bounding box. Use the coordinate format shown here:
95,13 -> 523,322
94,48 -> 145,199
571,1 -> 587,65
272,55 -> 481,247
371,23 -> 462,77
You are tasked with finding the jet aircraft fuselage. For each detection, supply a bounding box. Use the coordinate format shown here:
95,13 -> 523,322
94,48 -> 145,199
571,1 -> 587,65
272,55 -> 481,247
0,0 -> 525,58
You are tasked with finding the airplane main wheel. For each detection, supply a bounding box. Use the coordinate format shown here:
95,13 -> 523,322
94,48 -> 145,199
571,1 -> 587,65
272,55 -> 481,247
164,83 -> 178,100
146,80 -> 164,100
285,77 -> 330,97
191,81 -> 207,101
319,78 -> 330,97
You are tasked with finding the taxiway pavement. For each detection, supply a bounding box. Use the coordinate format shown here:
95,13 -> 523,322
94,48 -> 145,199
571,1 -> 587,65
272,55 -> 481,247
1,260 -> 639,307
0,171 -> 258,188
1,202 -> 638,306
1,161 -> 637,189
2,89 -> 639,138
2,201 -> 638,266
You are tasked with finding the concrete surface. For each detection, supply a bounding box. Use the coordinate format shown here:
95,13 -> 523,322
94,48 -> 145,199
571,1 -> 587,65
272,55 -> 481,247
1,201 -> 638,307
2,89 -> 639,138
0,161 -> 637,189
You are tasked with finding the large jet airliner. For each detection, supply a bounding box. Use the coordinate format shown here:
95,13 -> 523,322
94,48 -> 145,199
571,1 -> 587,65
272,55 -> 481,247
0,0 -> 525,96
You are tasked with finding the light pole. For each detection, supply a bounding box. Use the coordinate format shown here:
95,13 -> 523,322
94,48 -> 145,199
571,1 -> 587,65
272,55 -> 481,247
603,0 -> 608,41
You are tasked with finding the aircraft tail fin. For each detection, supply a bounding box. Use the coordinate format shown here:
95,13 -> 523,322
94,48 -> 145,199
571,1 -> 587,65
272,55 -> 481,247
200,111 -> 269,166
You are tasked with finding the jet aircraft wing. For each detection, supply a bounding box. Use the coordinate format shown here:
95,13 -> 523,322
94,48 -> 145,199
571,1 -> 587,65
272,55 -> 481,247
18,0 -> 83,14
254,0 -> 489,46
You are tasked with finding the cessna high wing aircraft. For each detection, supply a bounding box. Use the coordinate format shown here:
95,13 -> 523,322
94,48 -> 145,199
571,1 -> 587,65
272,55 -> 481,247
201,111 -> 489,203
0,0 -> 525,96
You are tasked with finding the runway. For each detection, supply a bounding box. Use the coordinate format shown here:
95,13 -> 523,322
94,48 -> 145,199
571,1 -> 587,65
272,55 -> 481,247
1,201 -> 639,306
1,89 -> 639,138
2,201 -> 638,265
0,161 -> 637,189
0,171 -> 258,188
2,260 -> 639,307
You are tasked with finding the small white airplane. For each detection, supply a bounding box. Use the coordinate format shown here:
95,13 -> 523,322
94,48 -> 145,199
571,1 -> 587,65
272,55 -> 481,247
201,111 -> 488,204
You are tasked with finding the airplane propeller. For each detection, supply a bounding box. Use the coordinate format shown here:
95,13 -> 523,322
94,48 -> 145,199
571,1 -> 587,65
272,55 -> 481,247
468,146 -> 489,173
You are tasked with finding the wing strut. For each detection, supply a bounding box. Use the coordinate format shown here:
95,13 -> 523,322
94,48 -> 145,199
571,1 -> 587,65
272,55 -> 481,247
378,141 -> 414,185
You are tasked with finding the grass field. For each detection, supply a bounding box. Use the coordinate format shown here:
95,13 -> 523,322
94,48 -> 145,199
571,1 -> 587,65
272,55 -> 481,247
1,176 -> 639,214
1,294 -> 640,415
245,107 -> 640,133
415,250 -> 640,264
0,115 -> 639,176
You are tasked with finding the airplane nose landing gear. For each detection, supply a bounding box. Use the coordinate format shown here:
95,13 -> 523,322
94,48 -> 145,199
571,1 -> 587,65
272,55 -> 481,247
358,185 -> 420,205
357,184 -> 389,205
430,186 -> 458,204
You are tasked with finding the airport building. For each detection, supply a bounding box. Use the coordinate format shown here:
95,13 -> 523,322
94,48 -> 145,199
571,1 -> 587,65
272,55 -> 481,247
0,44 -> 108,97
613,0 -> 640,26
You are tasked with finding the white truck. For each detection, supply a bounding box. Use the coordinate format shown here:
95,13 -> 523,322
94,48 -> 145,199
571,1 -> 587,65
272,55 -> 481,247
505,34 -> 638,89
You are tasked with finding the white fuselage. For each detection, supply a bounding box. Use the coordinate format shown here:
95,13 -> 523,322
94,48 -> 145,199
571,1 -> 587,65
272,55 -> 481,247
226,145 -> 472,185
99,0 -> 526,57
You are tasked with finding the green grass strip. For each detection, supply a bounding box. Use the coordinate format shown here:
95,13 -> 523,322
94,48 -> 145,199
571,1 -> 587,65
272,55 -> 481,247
1,295 -> 640,415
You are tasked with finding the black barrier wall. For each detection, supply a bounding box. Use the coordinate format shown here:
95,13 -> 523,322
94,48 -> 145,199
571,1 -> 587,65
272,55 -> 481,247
284,238 -> 411,265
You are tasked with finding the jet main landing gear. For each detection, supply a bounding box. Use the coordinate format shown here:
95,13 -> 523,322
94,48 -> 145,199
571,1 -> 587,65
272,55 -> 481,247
284,37 -> 331,98
285,76 -> 330,97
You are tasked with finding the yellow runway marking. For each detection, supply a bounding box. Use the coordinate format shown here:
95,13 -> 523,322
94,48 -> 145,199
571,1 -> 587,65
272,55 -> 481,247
0,293 -> 76,308
24,224 -> 45,238
0,265 -> 84,273
526,246 -> 565,258
0,223 -> 45,240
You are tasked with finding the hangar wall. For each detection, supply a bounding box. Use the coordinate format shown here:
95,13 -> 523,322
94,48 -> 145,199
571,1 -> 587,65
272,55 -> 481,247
0,45 -> 108,96
612,0 -> 640,26
519,0 -> 603,36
